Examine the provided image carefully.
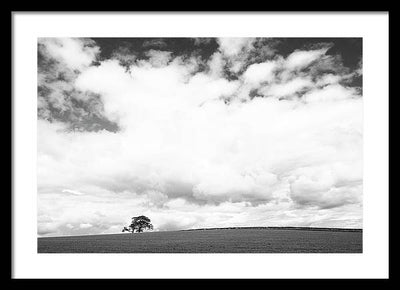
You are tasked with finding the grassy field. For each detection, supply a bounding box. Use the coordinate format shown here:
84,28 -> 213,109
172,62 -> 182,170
38,227 -> 362,253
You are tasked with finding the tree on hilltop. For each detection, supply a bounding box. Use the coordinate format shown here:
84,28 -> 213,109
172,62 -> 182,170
122,215 -> 153,233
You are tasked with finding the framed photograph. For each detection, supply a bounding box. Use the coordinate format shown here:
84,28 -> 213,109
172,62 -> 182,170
12,12 -> 389,279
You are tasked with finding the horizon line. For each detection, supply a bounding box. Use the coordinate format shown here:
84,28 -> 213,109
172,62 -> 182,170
38,225 -> 363,239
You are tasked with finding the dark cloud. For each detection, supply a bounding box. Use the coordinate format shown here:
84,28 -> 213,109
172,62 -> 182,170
142,38 -> 168,48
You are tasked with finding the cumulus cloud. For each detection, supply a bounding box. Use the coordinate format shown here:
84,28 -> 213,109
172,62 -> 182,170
39,38 -> 99,71
303,84 -> 359,103
38,38 -> 363,236
284,48 -> 328,71
261,77 -> 313,98
218,38 -> 255,57
243,61 -> 277,86
143,50 -> 173,67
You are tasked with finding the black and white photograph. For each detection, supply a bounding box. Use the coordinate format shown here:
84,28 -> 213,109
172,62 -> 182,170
12,12 -> 389,279
37,37 -> 363,253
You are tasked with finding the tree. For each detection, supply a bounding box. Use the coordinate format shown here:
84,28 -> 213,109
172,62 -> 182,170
122,215 -> 154,233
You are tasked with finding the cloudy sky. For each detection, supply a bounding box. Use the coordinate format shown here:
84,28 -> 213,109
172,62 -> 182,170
37,37 -> 362,237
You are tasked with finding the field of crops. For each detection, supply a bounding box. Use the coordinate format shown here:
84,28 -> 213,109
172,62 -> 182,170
38,228 -> 362,253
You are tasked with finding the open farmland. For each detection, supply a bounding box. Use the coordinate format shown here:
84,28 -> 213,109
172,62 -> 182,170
38,227 -> 362,253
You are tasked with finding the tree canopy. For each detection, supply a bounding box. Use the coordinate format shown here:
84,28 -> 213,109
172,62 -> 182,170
122,215 -> 154,233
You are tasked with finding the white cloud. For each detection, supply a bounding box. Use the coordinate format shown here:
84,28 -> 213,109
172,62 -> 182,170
39,38 -> 99,71
218,38 -> 255,57
285,48 -> 327,71
303,84 -> 359,103
62,189 -> 85,196
217,38 -> 258,74
260,77 -> 314,98
243,61 -> 277,86
207,52 -> 225,78
315,73 -> 342,86
143,50 -> 173,67
79,223 -> 93,229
